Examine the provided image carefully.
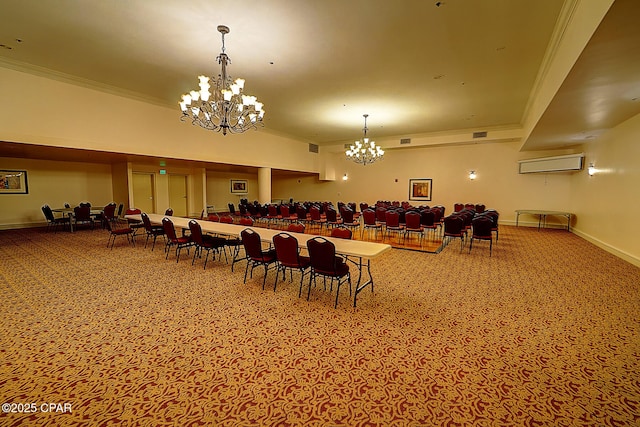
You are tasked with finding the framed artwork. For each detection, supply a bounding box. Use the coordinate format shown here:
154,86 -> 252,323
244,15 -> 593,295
230,179 -> 248,194
409,178 -> 432,201
0,170 -> 28,194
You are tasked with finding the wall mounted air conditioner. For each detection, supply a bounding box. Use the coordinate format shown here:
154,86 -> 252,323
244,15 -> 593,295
518,153 -> 584,174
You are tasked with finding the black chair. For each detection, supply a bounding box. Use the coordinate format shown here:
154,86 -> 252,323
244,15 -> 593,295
188,219 -> 226,269
241,228 -> 278,289
73,205 -> 95,230
273,232 -> 311,293
469,216 -> 494,256
306,237 -> 351,308
41,205 -> 70,232
162,217 -> 193,262
141,212 -> 165,250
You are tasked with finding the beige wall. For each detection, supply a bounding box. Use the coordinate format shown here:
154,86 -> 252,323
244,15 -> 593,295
206,171 -> 259,213
0,157 -> 113,229
274,141 -> 575,226
0,67 -> 317,173
570,112 -> 640,266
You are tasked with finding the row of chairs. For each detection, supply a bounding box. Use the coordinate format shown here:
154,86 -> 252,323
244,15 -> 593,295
113,211 -> 356,308
241,228 -> 353,308
443,209 -> 499,256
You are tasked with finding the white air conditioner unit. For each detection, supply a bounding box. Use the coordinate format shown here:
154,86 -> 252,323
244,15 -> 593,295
518,153 -> 584,174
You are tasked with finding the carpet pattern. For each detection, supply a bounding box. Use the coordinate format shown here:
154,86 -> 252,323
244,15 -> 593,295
0,225 -> 639,426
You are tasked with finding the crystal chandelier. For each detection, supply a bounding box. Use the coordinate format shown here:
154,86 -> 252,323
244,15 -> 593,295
179,25 -> 265,135
346,114 -> 384,165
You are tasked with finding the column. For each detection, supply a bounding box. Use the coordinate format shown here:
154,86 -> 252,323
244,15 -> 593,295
258,167 -> 272,205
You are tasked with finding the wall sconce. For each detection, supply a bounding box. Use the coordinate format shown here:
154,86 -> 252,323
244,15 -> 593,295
469,170 -> 477,180
588,163 -> 595,176
342,173 -> 348,181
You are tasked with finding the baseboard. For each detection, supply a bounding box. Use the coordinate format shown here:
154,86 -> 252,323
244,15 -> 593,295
572,228 -> 640,268
0,221 -> 45,231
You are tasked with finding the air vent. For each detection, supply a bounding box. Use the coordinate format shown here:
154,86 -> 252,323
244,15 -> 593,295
308,143 -> 319,153
400,138 -> 411,145
473,131 -> 487,138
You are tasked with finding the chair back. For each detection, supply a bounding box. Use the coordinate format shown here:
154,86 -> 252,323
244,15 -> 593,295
162,217 -> 178,242
375,207 -> 387,222
165,208 -> 174,216
79,202 -> 91,208
41,205 -> 55,221
228,203 -> 236,215
116,203 -> 124,217
64,203 -> 71,208
103,203 -> 117,221
241,228 -> 264,260
141,212 -> 154,232
454,203 -> 464,212
385,210 -> 400,227
341,208 -> 355,224
431,207 -> 443,223
74,205 -> 92,221
296,205 -> 308,220
220,215 -> 233,224
359,202 -> 369,212
287,222 -> 305,233
188,220 -> 204,246
280,204 -> 291,218
273,233 -> 300,267
330,227 -> 352,240
126,208 -> 141,215
405,211 -> 421,229
309,205 -> 321,221
268,204 -> 278,217
472,216 -> 493,238
443,215 -> 465,236
307,237 -> 338,274
362,209 -> 376,226
325,208 -> 338,222
420,210 -> 435,227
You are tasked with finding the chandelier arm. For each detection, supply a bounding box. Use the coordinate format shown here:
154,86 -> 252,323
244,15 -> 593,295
179,24 -> 264,136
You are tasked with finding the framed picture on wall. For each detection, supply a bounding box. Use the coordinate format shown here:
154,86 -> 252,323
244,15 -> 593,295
0,170 -> 28,194
230,179 -> 248,194
409,178 -> 432,201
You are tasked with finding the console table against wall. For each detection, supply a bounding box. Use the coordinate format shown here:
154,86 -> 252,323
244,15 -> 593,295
515,210 -> 572,231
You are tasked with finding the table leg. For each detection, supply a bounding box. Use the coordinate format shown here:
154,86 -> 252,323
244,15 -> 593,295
351,257 -> 374,307
68,212 -> 74,232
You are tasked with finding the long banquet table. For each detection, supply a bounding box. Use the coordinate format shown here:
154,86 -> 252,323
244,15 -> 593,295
128,213 -> 392,307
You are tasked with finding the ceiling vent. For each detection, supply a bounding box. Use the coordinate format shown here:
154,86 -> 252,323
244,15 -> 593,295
473,131 -> 487,138
400,138 -> 411,145
308,143 -> 319,153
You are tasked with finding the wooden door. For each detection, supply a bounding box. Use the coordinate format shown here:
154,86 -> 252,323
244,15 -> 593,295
132,173 -> 155,213
169,174 -> 188,217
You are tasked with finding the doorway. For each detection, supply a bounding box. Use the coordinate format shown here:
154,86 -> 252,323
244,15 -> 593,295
169,174 -> 188,217
132,172 -> 155,213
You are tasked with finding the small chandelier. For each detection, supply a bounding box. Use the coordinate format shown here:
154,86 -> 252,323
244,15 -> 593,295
346,114 -> 384,165
179,25 -> 265,135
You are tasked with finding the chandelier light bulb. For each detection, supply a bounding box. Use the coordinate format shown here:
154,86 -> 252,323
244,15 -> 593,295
179,25 -> 265,135
345,114 -> 384,166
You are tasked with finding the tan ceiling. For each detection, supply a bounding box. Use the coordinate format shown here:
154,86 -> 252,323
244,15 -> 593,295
0,0 -> 639,154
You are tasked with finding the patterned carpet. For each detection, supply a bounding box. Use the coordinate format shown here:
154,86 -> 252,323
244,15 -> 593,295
1,225 -> 639,426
